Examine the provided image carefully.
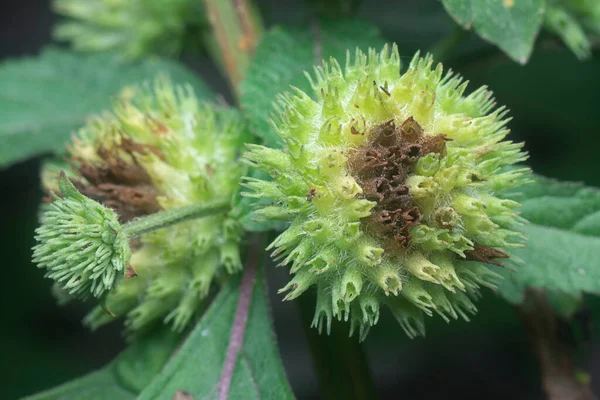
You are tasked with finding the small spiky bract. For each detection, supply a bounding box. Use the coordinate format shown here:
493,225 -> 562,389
33,174 -> 131,300
41,77 -> 250,334
244,44 -> 530,340
53,0 -> 203,59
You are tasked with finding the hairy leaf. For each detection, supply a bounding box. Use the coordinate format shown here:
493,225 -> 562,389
23,329 -> 180,400
138,267 -> 294,399
498,175 -> 600,303
441,0 -> 545,63
239,20 -> 386,149
0,48 -> 212,168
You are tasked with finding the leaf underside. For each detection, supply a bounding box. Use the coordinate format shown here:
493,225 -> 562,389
23,267 -> 293,400
138,267 -> 294,400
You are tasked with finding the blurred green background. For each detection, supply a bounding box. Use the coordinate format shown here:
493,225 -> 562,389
2,0 -> 599,399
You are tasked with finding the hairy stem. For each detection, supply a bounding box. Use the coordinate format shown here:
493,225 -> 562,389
122,201 -> 229,237
297,294 -> 379,400
202,0 -> 263,97
517,289 -> 596,400
218,236 -> 262,400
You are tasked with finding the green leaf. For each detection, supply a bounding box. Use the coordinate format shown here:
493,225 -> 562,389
497,174 -> 600,303
23,328 -> 180,400
138,267 -> 294,399
441,0 -> 545,63
544,3 -> 591,60
239,20 -> 386,149
0,48 -> 212,168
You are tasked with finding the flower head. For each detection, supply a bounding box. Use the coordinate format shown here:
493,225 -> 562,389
53,0 -> 203,59
33,173 -> 131,299
41,77 -> 250,334
244,45 -> 530,339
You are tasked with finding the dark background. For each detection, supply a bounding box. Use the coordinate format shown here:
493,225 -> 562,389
2,0 -> 600,399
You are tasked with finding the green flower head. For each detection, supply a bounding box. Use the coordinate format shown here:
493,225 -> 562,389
41,77 -> 251,334
33,173 -> 131,300
53,0 -> 203,59
244,45 -> 530,340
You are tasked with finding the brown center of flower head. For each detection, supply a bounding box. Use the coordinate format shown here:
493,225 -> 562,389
348,117 -> 449,253
347,117 -> 511,266
70,138 -> 163,222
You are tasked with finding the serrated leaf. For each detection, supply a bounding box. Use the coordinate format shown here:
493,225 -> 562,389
441,0 -> 545,64
0,48 -> 212,168
23,328 -> 180,400
497,175 -> 600,303
239,20 -> 386,149
138,267 -> 294,400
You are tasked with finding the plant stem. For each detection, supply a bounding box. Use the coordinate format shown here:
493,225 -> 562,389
202,0 -> 263,97
517,289 -> 596,400
297,293 -> 379,400
122,201 -> 229,237
429,24 -> 469,63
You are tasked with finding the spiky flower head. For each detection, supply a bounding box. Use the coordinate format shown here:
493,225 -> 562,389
41,77 -> 251,334
33,173 -> 131,299
53,0 -> 204,59
244,44 -> 530,340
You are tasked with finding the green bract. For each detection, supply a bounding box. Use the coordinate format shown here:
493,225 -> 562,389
243,45 -> 530,339
33,173 -> 131,300
53,0 -> 203,59
41,77 -> 250,334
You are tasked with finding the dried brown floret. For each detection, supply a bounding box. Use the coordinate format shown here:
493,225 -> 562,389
348,117 -> 446,252
465,243 -> 510,267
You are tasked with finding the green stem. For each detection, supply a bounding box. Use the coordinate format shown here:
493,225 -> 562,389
202,0 -> 263,97
123,201 -> 229,237
297,294 -> 378,400
429,24 -> 469,63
